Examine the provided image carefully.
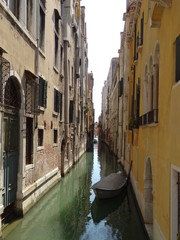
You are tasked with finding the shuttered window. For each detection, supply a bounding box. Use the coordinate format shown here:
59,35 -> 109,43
176,35 -> 180,82
54,88 -> 59,113
69,100 -> 74,123
39,77 -> 47,108
59,93 -> 63,121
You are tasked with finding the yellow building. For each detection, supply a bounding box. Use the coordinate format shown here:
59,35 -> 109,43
127,0 -> 180,239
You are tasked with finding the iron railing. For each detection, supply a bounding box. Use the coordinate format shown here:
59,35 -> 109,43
139,109 -> 158,126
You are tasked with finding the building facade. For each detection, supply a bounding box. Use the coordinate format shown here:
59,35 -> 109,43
0,0 -> 89,235
127,0 -> 180,239
87,72 -> 94,150
101,0 -> 180,239
101,58 -> 118,146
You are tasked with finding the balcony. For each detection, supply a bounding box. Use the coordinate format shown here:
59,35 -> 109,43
139,109 -> 158,126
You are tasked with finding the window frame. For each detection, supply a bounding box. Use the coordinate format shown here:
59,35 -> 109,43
39,76 -> 47,109
37,127 -> 44,150
53,128 -> 58,146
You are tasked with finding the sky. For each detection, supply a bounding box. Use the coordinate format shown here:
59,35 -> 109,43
81,0 -> 127,122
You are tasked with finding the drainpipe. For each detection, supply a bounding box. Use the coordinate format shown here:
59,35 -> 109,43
35,0 -> 39,76
132,66 -> 135,145
64,40 -> 69,142
35,0 -> 39,116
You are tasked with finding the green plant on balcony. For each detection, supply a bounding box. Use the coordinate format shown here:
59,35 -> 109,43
128,116 -> 139,130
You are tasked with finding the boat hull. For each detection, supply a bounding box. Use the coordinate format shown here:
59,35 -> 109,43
93,179 -> 127,199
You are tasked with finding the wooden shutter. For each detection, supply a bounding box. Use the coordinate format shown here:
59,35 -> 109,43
39,77 -> 43,107
69,100 -> 74,123
54,89 -> 59,112
59,92 -> 62,120
176,35 -> 180,82
43,80 -> 47,108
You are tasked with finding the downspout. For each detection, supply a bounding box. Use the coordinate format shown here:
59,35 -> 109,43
35,0 -> 39,113
64,40 -> 69,142
132,66 -> 135,145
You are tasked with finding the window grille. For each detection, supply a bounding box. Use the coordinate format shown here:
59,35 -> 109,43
4,77 -> 20,108
26,78 -> 38,114
0,55 -> 10,104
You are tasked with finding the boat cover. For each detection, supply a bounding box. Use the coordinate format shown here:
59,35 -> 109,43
92,173 -> 127,191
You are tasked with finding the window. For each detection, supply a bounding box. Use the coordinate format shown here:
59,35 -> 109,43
39,76 -> 47,108
54,88 -> 59,113
6,0 -> 20,19
176,35 -> 180,82
27,0 -> 34,34
54,9 -> 60,68
60,46 -> 63,74
59,92 -> 63,121
54,129 -> 58,144
38,128 -> 44,147
54,89 -> 63,120
25,78 -> 36,114
39,1 -> 45,51
69,100 -> 74,123
141,13 -> 144,45
26,117 -> 33,164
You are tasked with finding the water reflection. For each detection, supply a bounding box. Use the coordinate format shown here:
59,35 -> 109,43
3,142 -> 149,240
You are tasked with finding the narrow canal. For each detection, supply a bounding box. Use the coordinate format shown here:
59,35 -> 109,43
3,141 -> 149,240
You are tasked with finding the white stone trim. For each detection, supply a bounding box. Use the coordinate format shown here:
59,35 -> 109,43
17,168 -> 61,214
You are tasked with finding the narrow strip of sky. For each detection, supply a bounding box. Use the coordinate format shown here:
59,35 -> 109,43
81,0 -> 126,122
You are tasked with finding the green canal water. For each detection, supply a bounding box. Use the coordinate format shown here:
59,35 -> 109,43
3,142 -> 149,240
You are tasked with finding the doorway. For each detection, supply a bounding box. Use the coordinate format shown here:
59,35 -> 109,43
2,77 -> 20,217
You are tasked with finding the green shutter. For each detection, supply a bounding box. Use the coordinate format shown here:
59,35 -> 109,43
54,89 -> 57,112
69,101 -> 74,123
43,80 -> 47,108
59,93 -> 62,120
39,77 -> 43,107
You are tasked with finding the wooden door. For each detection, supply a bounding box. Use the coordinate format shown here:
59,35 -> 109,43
3,113 -> 19,208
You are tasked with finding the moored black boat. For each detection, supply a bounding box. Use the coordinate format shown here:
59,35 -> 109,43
92,161 -> 132,199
